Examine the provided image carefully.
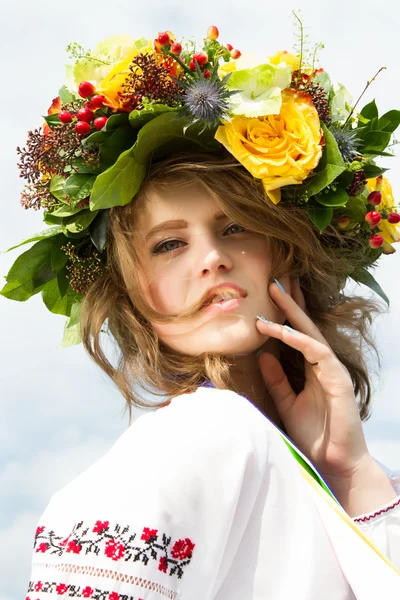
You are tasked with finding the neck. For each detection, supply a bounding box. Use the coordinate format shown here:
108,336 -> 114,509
226,339 -> 281,425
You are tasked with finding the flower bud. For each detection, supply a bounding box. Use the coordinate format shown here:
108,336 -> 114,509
367,191 -> 382,206
157,32 -> 170,46
171,42 -> 182,55
368,234 -> 384,249
193,51 -> 208,66
207,26 -> 219,40
388,212 -> 400,224
365,211 -> 381,228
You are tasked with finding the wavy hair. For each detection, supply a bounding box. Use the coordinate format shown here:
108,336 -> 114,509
81,152 -> 386,420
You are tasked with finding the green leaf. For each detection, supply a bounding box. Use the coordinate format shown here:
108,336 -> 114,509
89,210 -> 109,252
363,130 -> 392,152
43,212 -> 64,225
0,237 -> 60,301
90,112 -> 220,210
3,226 -> 63,253
350,268 -> 389,306
377,110 -> 400,134
360,99 -> 378,121
362,164 -> 389,178
42,278 -> 79,316
43,113 -> 62,127
51,243 -> 68,271
293,123 -> 346,199
65,173 -> 97,201
57,266 -> 70,298
52,203 -> 86,217
362,149 -> 395,158
128,103 -> 176,131
62,209 -> 99,233
50,175 -> 67,201
315,188 -> 349,207
59,85 -> 74,104
105,112 -> 130,130
307,204 -> 333,232
58,302 -> 83,348
341,195 -> 367,221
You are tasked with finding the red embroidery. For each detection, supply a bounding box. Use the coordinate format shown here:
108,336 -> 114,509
105,539 -> 125,561
93,520 -> 109,534
66,540 -> 82,554
28,580 -> 144,600
34,582 -> 43,592
56,583 -> 68,595
354,496 -> 400,522
33,520 -> 195,579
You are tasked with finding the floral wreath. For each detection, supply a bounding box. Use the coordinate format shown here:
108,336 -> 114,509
2,13 -> 400,347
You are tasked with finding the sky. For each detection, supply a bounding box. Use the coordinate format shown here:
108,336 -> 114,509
1,1 -> 400,598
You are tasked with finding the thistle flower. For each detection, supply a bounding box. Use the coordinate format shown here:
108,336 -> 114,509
175,62 -> 237,130
328,125 -> 361,163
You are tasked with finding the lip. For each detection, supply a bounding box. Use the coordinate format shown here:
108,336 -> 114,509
203,282 -> 247,306
202,297 -> 244,315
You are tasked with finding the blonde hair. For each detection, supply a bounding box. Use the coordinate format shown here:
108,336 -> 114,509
81,152 -> 385,419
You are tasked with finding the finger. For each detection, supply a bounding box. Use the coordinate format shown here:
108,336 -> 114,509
258,352 -> 297,415
256,319 -> 350,386
269,281 -> 330,348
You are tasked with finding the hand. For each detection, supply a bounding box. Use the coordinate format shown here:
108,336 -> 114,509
255,279 -> 370,483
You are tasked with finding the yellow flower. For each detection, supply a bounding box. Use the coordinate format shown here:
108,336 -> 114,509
268,50 -> 315,76
97,42 -> 153,110
217,51 -> 269,79
215,88 -> 323,204
366,176 -> 400,248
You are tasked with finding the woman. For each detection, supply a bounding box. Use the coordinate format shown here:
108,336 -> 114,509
4,26 -> 400,600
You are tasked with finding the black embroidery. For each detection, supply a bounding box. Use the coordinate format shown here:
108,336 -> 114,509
33,520 -> 195,579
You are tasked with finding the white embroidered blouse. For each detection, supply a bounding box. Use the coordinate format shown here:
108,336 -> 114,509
26,386 -> 400,600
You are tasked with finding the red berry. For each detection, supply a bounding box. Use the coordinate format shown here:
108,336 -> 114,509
230,49 -> 241,59
388,212 -> 400,224
78,81 -> 95,99
189,59 -> 196,71
76,107 -> 94,123
75,121 -> 91,136
368,234 -> 384,249
93,116 -> 108,130
365,211 -> 381,228
171,42 -> 182,55
84,101 -> 93,110
367,190 -> 382,206
207,26 -> 219,40
157,31 -> 170,46
193,51 -> 208,66
203,69 -> 211,79
225,43 -> 233,51
58,111 -> 72,124
337,217 -> 351,230
90,95 -> 105,109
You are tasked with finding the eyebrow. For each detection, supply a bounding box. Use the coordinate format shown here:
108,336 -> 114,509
144,211 -> 229,242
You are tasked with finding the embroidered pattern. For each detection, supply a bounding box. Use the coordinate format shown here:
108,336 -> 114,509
33,520 -> 195,580
27,578 -> 143,600
354,497 -> 400,523
28,564 -> 179,600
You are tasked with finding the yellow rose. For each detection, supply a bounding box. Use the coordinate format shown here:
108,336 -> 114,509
97,42 -> 153,110
268,50 -> 314,76
366,176 -> 400,248
215,88 -> 323,204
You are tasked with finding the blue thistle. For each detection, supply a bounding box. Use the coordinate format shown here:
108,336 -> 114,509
173,61 -> 237,131
329,125 -> 362,163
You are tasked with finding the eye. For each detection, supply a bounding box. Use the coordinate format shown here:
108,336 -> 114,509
151,223 -> 246,256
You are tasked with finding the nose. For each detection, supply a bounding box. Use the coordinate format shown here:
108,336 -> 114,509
198,235 -> 234,274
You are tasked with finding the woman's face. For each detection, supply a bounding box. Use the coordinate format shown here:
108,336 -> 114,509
135,180 -> 289,357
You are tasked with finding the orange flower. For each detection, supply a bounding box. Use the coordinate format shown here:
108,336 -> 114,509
43,96 -> 61,136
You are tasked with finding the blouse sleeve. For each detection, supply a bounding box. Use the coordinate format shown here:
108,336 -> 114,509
26,389 -> 272,600
353,461 -> 400,569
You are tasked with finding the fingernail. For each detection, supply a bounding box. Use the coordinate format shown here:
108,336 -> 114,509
273,278 -> 286,293
284,325 -> 297,334
257,315 -> 273,323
